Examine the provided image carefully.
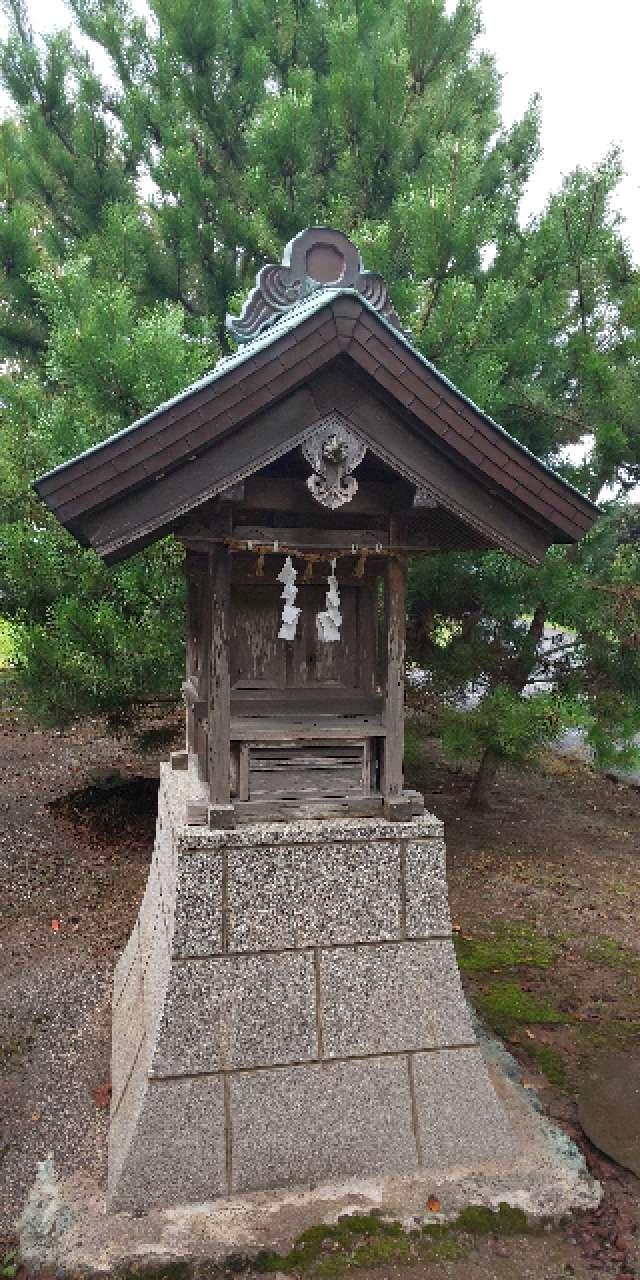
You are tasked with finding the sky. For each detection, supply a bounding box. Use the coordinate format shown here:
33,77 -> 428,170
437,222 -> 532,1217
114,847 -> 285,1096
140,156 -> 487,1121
476,0 -> 639,261
1,0 -> 639,262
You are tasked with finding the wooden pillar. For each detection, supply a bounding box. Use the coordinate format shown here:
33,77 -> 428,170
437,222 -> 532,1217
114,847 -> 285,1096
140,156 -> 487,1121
207,543 -> 234,827
184,552 -> 200,757
382,511 -> 408,817
383,551 -> 406,807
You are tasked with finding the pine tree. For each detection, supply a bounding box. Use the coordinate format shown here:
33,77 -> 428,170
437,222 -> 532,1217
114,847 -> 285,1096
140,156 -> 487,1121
407,157 -> 640,807
0,0 -> 638,781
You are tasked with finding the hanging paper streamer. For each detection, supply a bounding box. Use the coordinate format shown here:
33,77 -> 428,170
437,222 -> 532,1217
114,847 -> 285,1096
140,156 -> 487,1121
277,555 -> 301,640
316,557 -> 342,643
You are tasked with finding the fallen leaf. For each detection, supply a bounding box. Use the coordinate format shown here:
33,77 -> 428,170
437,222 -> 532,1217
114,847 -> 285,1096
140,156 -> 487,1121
91,1081 -> 112,1109
50,919 -> 60,933
521,1078 -> 535,1089
31,1112 -> 41,1122
426,1195 -> 441,1212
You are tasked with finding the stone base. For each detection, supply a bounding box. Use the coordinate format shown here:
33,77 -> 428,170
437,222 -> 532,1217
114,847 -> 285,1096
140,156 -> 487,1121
20,1041 -> 601,1273
108,765 -> 515,1212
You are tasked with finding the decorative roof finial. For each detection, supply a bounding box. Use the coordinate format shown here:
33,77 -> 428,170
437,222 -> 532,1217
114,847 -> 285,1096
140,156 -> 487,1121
226,227 -> 404,344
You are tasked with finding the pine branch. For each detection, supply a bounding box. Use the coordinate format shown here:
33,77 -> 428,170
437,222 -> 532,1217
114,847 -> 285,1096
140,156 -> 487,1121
512,401 -> 589,433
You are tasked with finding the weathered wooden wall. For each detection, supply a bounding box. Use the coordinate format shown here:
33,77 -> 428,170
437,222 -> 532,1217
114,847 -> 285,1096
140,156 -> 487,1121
229,581 -> 378,701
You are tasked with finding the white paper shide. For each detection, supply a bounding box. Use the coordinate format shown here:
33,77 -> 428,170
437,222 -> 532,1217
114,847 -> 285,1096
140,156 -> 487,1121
316,558 -> 342,643
277,555 -> 301,640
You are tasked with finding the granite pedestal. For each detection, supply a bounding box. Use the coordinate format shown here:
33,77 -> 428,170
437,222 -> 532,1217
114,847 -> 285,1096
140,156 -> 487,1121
107,764 -> 515,1211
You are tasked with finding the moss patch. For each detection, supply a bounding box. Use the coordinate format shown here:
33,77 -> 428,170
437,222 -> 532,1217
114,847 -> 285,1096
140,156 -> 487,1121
1,1248 -> 19,1280
253,1216 -> 405,1275
527,1042 -> 567,1087
473,981 -> 567,1038
119,1265 -> 192,1280
585,938 -> 640,974
252,1204 -> 533,1278
577,1018 -> 640,1052
456,925 -> 560,974
419,1235 -> 469,1262
454,1202 -> 530,1235
117,1204 -> 537,1280
253,1213 -> 467,1277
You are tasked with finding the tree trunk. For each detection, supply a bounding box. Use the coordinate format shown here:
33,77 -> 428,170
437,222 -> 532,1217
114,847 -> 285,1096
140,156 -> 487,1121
467,746 -> 501,811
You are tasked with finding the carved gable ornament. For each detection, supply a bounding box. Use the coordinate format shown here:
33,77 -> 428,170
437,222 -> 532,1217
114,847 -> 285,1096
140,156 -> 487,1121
301,413 -> 366,509
226,227 -> 405,343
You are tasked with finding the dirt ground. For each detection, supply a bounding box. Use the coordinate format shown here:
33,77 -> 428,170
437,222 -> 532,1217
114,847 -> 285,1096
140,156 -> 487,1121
1,699 -> 639,1279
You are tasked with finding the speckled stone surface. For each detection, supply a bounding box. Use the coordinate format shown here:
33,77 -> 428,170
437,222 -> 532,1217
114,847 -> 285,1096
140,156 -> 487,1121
142,913 -> 172,1047
112,920 -> 140,1010
227,840 -> 403,951
107,766 -> 515,1211
108,1076 -> 227,1213
152,952 -> 318,1075
413,1047 -> 516,1166
23,1028 -> 602,1273
320,941 -> 474,1058
179,811 -> 444,849
405,839 -> 451,936
172,848 -> 224,957
110,949 -> 145,1111
230,1057 -> 418,1193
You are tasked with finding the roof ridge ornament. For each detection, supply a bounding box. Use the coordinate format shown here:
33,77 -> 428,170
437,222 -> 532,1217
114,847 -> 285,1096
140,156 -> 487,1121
226,227 -> 405,344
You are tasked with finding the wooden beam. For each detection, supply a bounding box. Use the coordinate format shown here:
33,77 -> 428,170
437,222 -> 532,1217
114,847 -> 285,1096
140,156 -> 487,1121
228,555 -> 386,587
183,550 -> 210,785
231,526 -> 386,551
81,386 -> 323,561
382,516 -> 406,806
238,475 -> 411,515
230,689 -> 383,717
233,795 -> 385,822
207,543 -> 232,810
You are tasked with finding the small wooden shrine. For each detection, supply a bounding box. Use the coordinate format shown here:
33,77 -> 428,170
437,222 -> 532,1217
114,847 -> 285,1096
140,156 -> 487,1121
35,230 -> 601,1216
36,228 -> 597,830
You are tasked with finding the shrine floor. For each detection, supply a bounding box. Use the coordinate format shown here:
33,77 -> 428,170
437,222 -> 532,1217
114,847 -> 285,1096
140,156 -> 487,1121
1,702 -> 639,1278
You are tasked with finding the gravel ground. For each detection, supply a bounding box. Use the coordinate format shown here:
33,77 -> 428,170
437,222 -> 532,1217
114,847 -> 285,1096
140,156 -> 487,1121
1,704 -> 639,1278
0,704 -> 179,1230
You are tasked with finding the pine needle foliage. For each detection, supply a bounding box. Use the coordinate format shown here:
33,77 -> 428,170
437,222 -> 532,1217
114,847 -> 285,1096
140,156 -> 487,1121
0,0 -> 638,780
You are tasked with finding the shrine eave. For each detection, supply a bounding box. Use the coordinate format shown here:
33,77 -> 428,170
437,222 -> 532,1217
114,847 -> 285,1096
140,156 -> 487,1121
34,288 -> 599,563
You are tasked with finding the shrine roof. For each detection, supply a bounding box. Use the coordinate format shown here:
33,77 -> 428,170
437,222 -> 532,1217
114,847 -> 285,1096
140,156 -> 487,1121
34,228 -> 599,564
